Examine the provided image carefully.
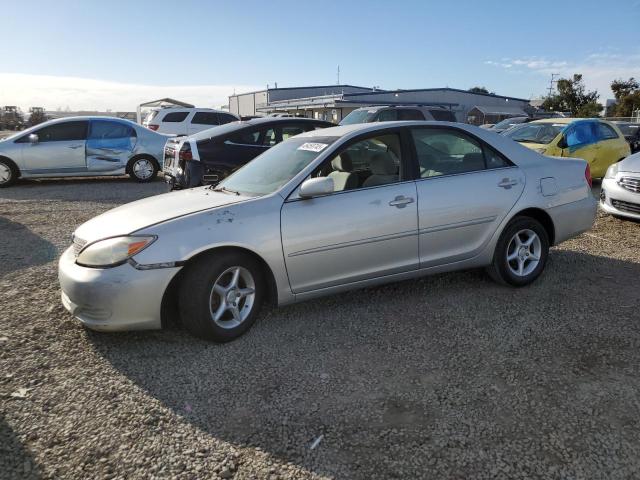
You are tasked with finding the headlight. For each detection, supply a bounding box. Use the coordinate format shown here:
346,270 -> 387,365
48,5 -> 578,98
604,163 -> 619,179
76,235 -> 156,268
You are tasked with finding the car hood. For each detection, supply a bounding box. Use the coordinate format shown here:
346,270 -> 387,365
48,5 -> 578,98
74,187 -> 252,243
619,152 -> 640,173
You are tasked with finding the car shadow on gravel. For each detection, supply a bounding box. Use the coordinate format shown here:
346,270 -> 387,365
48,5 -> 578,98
0,217 -> 57,277
87,249 -> 640,479
0,177 -> 167,204
0,416 -> 42,479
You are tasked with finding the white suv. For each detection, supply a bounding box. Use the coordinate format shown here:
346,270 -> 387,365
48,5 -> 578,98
143,108 -> 239,136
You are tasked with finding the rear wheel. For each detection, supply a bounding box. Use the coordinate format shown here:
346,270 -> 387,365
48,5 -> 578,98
486,216 -> 549,287
178,251 -> 265,342
128,157 -> 158,182
0,158 -> 18,187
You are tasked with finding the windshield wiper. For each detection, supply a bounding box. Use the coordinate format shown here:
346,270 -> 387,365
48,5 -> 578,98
212,185 -> 241,195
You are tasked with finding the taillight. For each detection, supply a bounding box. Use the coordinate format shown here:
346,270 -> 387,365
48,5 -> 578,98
148,124 -> 159,131
585,164 -> 592,188
178,144 -> 192,169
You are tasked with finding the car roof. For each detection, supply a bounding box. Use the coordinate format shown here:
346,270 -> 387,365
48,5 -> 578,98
297,120 -> 470,138
188,117 -> 332,141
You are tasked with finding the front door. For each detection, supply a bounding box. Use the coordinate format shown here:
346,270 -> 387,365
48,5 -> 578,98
281,131 -> 419,293
24,120 -> 88,173
409,127 -> 525,267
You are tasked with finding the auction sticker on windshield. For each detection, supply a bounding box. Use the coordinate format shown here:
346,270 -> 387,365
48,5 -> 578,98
298,142 -> 329,153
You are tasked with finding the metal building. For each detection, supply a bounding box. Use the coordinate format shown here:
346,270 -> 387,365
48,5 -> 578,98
229,86 -> 532,124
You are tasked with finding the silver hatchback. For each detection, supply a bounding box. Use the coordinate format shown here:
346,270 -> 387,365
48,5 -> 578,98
59,121 -> 596,342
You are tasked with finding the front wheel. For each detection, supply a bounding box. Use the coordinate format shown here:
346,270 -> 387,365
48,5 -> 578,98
486,216 -> 549,287
128,157 -> 158,183
178,252 -> 265,342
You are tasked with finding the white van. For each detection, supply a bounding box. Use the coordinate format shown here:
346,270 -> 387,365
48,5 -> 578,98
143,108 -> 239,136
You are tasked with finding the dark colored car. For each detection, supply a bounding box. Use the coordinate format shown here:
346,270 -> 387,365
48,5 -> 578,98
339,105 -> 457,125
612,121 -> 640,153
163,117 -> 334,189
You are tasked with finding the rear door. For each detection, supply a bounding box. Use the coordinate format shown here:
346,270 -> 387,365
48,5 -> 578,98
86,120 -> 137,171
221,125 -> 274,169
410,127 -> 525,267
593,122 -> 627,177
23,120 -> 88,173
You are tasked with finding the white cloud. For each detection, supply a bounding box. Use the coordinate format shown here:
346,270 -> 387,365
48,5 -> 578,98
485,52 -> 640,99
0,73 -> 261,112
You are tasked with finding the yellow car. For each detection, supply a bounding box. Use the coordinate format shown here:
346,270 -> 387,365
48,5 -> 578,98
503,118 -> 631,177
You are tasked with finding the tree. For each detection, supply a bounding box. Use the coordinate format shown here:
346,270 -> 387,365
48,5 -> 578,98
468,86 -> 493,94
610,78 -> 640,118
28,107 -> 47,127
542,74 -> 602,117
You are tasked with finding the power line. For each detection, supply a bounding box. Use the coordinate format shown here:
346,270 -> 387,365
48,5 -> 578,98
547,73 -> 560,98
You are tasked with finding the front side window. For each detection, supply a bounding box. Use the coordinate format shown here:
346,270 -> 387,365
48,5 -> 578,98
565,121 -> 598,148
311,133 -> 403,191
30,121 -> 88,142
191,112 -> 219,125
398,109 -> 424,121
411,128 -> 509,177
376,110 -> 398,122
162,111 -> 189,123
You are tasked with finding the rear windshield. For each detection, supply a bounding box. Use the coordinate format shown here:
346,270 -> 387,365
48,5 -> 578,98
504,123 -> 565,144
191,122 -> 251,142
339,109 -> 376,125
144,110 -> 159,124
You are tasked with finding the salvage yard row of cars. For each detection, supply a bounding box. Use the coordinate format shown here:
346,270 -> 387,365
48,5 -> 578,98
0,109 -> 637,342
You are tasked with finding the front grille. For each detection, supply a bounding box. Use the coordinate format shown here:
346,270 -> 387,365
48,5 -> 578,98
619,176 -> 640,193
72,236 -> 87,257
611,199 -> 640,215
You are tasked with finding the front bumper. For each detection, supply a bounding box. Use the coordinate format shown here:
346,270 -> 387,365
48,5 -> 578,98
58,246 -> 181,331
600,176 -> 640,220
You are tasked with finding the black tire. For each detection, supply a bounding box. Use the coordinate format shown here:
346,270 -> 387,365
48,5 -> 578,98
178,251 -> 265,342
486,216 -> 550,287
0,158 -> 18,188
128,156 -> 158,183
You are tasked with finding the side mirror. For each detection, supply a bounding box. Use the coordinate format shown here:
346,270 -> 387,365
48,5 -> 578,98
299,177 -> 334,198
557,135 -> 567,149
28,134 -> 39,144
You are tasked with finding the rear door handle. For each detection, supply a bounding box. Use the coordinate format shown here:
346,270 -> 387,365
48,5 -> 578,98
389,196 -> 414,208
498,178 -> 518,189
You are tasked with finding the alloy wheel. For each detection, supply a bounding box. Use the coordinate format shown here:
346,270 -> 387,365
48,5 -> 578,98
209,266 -> 256,329
506,229 -> 541,277
0,163 -> 12,184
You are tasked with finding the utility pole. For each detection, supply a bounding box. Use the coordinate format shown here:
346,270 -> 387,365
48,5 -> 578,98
547,73 -> 559,98
337,65 -> 340,85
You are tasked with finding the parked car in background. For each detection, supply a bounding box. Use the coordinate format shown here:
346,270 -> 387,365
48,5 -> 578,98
489,116 -> 530,133
163,117 -> 333,190
503,118 -> 630,178
0,117 -> 168,187
600,151 -> 640,220
611,121 -> 640,153
60,121 -> 596,342
339,105 -> 457,125
143,108 -> 239,136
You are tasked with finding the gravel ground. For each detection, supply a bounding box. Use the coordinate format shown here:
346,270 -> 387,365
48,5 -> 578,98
1,176 -> 640,480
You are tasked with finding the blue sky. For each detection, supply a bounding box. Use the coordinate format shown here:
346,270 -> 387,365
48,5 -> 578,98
2,0 -> 639,110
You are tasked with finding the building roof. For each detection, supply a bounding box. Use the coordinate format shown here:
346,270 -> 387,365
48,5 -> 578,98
230,85 -> 376,97
470,105 -> 529,116
138,98 -> 195,108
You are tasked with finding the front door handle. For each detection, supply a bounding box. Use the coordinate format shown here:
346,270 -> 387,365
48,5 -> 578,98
498,178 -> 518,189
389,196 -> 414,208
68,144 -> 83,149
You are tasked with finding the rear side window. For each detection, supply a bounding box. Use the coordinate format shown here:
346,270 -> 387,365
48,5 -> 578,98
26,121 -> 88,143
88,121 -> 136,149
191,112 -> 219,125
162,112 -> 189,123
218,113 -> 238,125
281,125 -> 306,140
596,123 -> 619,140
228,128 -> 261,145
429,109 -> 456,122
398,109 -> 425,121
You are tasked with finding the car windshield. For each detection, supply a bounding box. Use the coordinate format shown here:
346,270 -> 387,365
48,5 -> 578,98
339,109 -> 376,125
493,117 -> 526,129
217,136 -> 339,196
504,123 -> 565,144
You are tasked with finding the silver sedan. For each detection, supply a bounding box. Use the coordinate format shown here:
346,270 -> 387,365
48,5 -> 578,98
0,116 -> 169,187
59,121 -> 597,342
